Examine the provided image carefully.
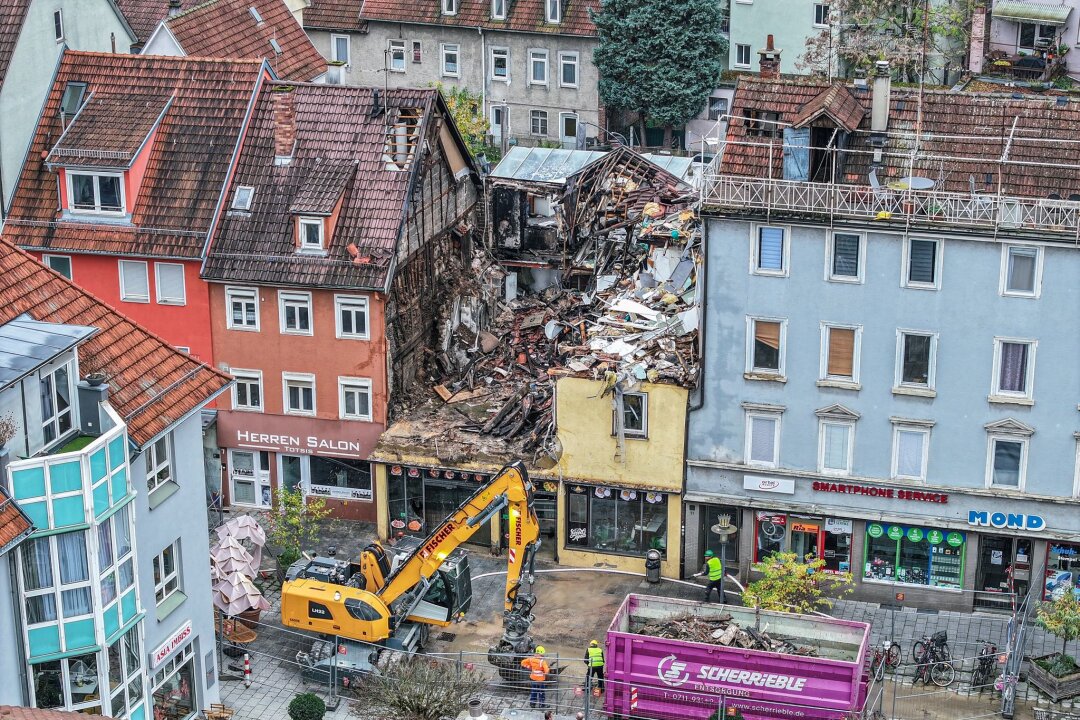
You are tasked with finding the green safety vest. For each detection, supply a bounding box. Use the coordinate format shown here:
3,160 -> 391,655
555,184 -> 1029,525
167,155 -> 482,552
706,556 -> 723,581
587,646 -> 605,667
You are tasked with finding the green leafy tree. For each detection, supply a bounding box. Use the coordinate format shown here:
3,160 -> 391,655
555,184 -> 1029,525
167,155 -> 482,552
1038,593 -> 1080,659
432,82 -> 491,159
743,552 -> 853,614
592,0 -> 726,147
264,488 -> 331,568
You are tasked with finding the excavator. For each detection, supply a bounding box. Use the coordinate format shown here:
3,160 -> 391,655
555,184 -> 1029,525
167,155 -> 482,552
280,460 -> 542,682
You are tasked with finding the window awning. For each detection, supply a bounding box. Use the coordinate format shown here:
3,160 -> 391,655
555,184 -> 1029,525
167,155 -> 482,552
991,1 -> 1072,25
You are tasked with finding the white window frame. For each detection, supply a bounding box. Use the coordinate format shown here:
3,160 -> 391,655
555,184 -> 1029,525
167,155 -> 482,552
118,260 -> 150,303
298,217 -> 325,252
490,47 -> 510,81
331,34 -> 351,67
902,236 -> 943,290
891,425 -> 930,481
43,254 -> 72,279
615,391 -> 648,439
338,377 -> 374,421
999,243 -> 1043,298
53,9 -> 64,41
154,262 -> 186,305
388,39 -> 406,72
813,2 -> 830,27
152,541 -> 181,606
744,315 -> 787,378
440,43 -> 460,76
283,372 -> 316,416
990,337 -> 1037,402
545,0 -> 561,23
442,0 -> 457,15
335,294 -> 370,339
66,171 -> 126,215
231,369 -> 263,412
985,434 -> 1029,491
734,43 -> 752,68
231,185 -> 254,210
146,433 -> 173,494
560,112 -> 578,144
492,0 -> 506,19
529,49 -> 549,85
751,224 -> 789,276
558,51 -> 579,88
818,323 -> 862,385
530,109 -> 549,137
40,359 -> 75,447
225,286 -> 259,331
893,329 -> 938,393
745,411 -> 781,468
278,290 -> 313,336
817,419 -> 854,476
826,230 -> 865,283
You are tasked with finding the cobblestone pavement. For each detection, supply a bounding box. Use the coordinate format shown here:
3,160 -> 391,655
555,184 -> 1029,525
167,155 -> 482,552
212,513 -> 1060,720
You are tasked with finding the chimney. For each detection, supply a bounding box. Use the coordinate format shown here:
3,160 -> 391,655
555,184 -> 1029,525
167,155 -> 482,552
271,85 -> 297,165
870,60 -> 891,146
77,381 -> 110,437
968,4 -> 988,75
758,35 -> 782,79
168,0 -> 182,16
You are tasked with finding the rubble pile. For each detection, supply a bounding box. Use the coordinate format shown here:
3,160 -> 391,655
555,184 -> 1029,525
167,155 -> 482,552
636,613 -> 818,657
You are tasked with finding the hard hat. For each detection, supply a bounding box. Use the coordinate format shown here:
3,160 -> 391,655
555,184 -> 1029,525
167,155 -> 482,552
704,550 -> 715,557
536,646 -> 546,655
590,640 -> 599,647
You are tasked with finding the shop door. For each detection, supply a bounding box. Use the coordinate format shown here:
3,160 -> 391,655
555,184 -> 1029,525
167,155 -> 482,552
229,449 -> 271,508
790,518 -> 823,561
975,536 -> 1031,610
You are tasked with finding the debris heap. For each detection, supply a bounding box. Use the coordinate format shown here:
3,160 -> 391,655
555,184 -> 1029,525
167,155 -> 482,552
636,613 -> 819,657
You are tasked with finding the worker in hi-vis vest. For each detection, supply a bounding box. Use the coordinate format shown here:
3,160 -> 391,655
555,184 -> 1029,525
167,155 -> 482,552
583,639 -> 605,692
695,549 -> 725,603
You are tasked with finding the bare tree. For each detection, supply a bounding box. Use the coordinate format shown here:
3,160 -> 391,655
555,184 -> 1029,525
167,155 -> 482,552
797,0 -> 977,84
351,657 -> 490,720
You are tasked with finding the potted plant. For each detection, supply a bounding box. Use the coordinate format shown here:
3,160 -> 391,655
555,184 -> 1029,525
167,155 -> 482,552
85,371 -> 107,387
1029,593 -> 1080,701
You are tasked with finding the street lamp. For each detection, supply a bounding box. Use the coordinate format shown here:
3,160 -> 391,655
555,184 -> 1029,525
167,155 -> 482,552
710,514 -> 737,603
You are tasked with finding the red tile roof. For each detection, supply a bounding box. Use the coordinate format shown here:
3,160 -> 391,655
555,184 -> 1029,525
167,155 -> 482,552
203,83 -> 471,289
724,77 -> 1080,197
0,493 -> 33,557
0,239 -> 232,447
3,51 -> 266,259
1,708 -> 114,720
46,92 -> 172,168
303,0 -> 364,29
350,0 -> 597,35
115,0 -> 203,42
0,0 -> 31,89
164,0 -> 327,81
789,83 -> 865,133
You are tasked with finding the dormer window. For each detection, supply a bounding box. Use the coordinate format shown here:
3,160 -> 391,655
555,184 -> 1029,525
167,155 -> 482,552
298,217 -> 325,251
492,0 -> 506,19
545,0 -> 561,24
68,172 -> 125,214
442,0 -> 457,15
232,185 -> 255,210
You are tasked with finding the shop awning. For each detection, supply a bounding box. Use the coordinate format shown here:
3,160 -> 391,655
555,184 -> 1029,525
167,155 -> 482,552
991,1 -> 1072,25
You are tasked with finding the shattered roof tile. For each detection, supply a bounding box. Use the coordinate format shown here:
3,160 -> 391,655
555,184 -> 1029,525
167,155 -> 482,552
165,0 -> 327,81
3,51 -> 265,259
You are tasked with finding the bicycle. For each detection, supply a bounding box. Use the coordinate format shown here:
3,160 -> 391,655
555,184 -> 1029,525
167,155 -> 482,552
912,639 -> 955,687
868,638 -> 903,682
970,639 -> 998,691
912,630 -> 951,663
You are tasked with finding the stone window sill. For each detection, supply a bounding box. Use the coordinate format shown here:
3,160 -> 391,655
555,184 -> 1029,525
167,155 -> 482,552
816,379 -> 861,391
148,481 -> 180,510
744,372 -> 786,383
156,590 -> 187,622
893,386 -> 937,398
987,394 -> 1034,407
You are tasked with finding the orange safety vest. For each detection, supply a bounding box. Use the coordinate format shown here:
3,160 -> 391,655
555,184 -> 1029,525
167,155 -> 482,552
521,655 -> 549,682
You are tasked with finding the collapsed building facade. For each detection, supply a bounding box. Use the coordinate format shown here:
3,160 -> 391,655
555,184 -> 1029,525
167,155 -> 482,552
371,147 -> 699,577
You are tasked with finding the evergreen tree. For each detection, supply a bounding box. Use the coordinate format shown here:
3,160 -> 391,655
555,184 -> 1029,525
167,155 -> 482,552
592,0 -> 726,146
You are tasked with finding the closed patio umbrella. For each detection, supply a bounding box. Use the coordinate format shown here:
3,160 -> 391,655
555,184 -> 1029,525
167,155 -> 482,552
212,572 -> 270,617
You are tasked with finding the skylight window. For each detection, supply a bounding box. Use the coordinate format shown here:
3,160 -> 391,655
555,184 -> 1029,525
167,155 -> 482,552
232,186 -> 255,211
249,6 -> 264,23
269,38 -> 282,55
60,82 -> 87,117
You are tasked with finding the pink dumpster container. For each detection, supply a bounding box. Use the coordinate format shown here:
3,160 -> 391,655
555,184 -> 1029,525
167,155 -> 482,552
604,594 -> 870,720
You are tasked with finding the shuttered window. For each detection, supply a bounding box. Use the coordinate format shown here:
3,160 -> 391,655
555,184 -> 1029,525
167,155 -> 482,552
748,415 -> 779,466
155,263 -> 186,305
118,261 -> 149,302
907,238 -> 938,285
756,227 -> 785,272
831,233 -> 860,278
826,327 -> 855,379
752,320 -> 782,372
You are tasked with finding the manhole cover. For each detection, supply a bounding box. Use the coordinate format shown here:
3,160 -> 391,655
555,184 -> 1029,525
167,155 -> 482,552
437,632 -> 457,642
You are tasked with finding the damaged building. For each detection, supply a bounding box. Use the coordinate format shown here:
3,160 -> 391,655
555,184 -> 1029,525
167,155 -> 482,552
371,147 -> 699,577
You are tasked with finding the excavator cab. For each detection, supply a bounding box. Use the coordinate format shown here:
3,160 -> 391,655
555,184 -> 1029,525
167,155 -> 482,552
386,536 -> 472,622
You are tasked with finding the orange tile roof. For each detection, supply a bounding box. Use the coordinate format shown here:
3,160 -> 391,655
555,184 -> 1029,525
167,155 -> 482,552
115,0 -> 203,42
0,493 -> 33,557
165,0 -> 327,81
0,708 -> 115,720
348,0 -> 597,36
3,51 -> 266,259
0,239 -> 231,447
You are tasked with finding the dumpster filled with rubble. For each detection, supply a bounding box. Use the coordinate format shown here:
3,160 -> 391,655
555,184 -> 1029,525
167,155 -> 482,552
605,594 -> 870,720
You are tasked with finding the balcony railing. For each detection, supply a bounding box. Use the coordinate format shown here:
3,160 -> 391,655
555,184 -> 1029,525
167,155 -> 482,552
702,174 -> 1080,240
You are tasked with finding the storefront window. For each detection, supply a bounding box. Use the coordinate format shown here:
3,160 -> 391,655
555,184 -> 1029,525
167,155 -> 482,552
823,518 -> 852,574
152,642 -> 195,720
565,485 -> 667,557
1045,542 -> 1080,601
309,457 -> 372,501
752,512 -> 852,573
697,505 -> 740,567
754,513 -> 786,560
388,465 -> 425,535
863,523 -> 964,589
